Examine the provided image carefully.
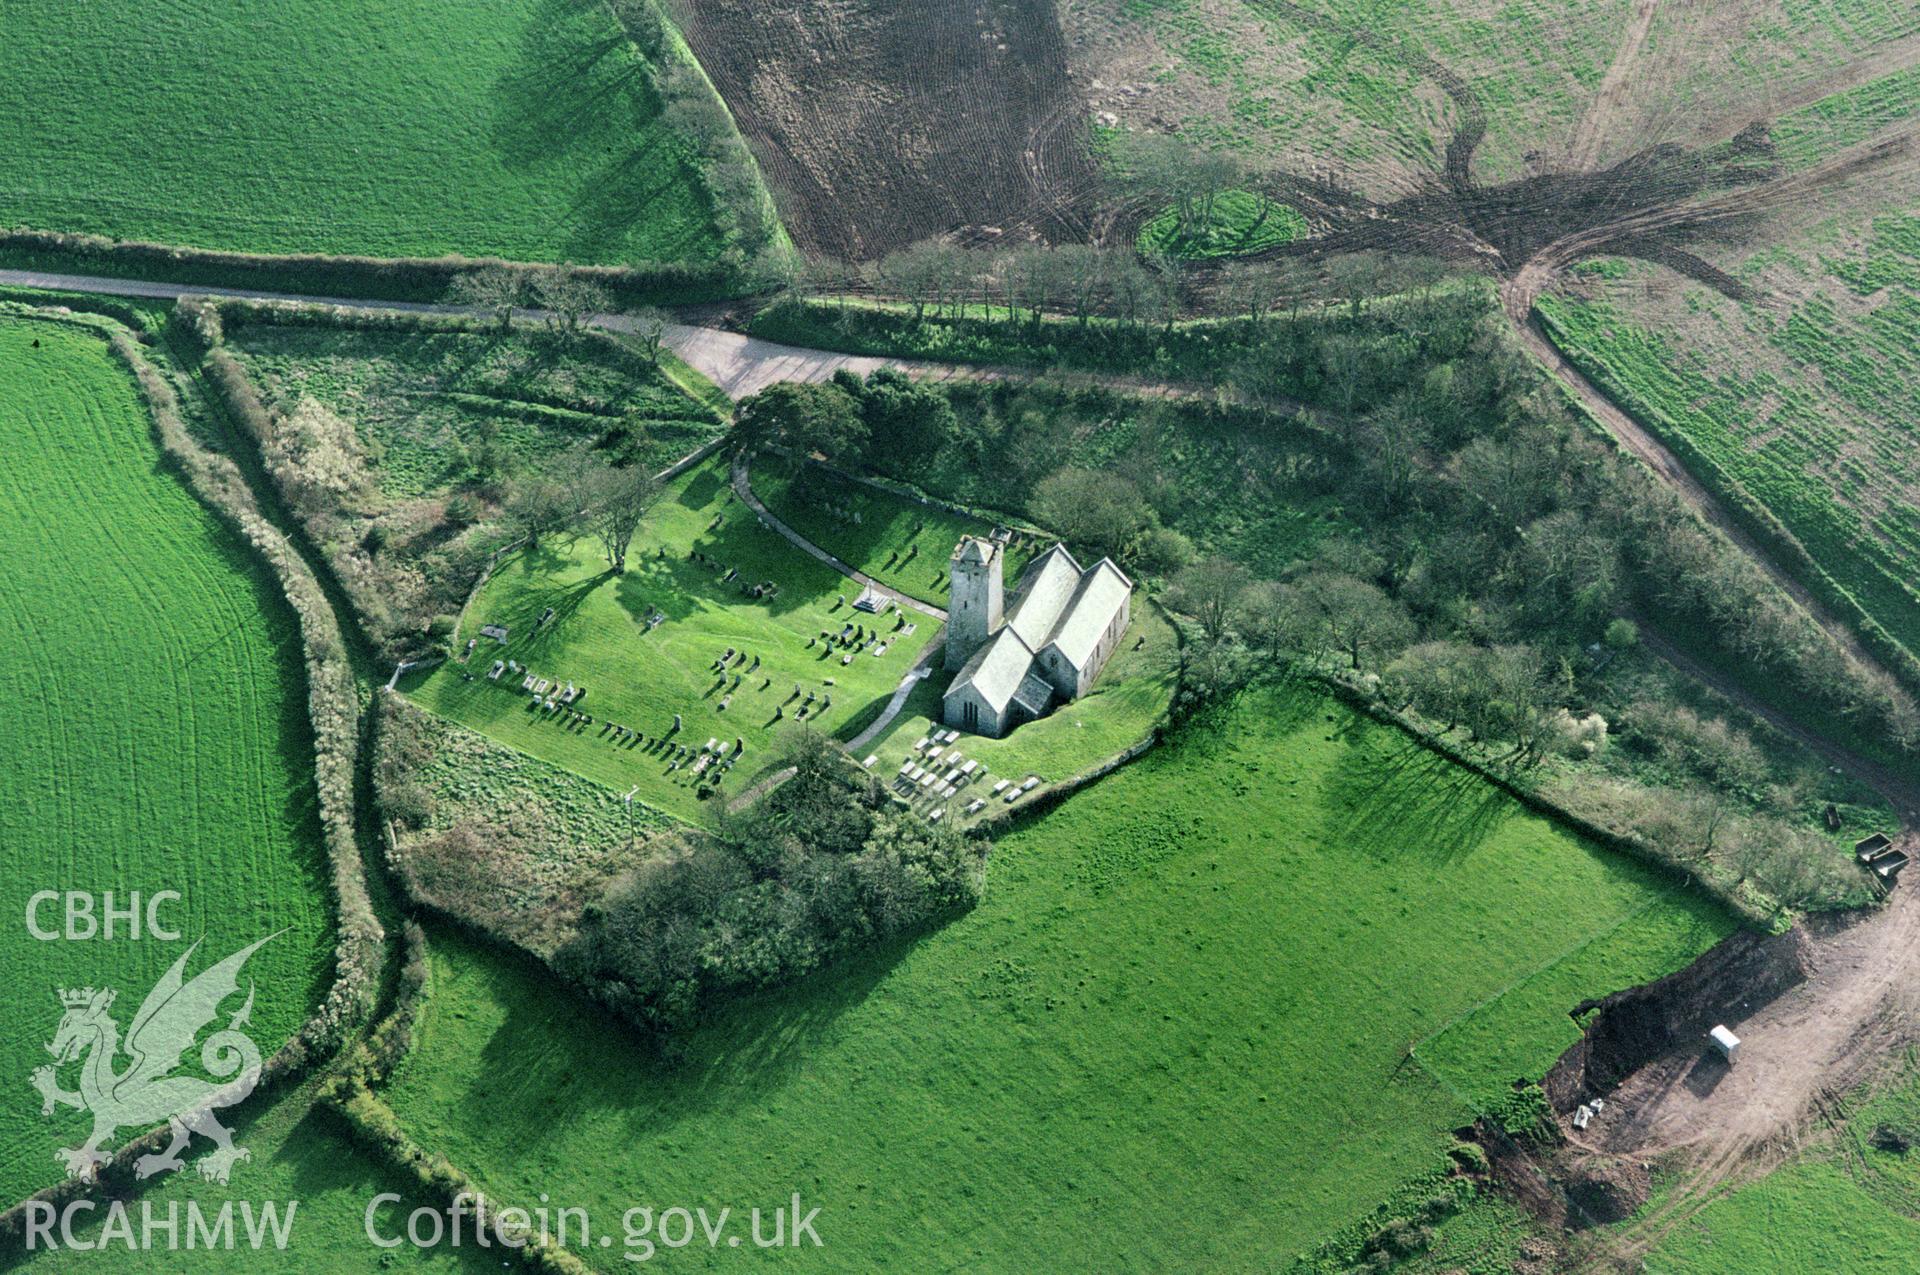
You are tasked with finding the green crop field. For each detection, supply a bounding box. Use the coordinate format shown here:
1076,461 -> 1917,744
404,461 -> 937,821
380,682 -> 1731,1270
750,460 -> 1037,606
0,316 -> 332,1204
0,0 -> 726,264
1538,232 -> 1920,665
1138,191 -> 1308,260
229,322 -> 724,500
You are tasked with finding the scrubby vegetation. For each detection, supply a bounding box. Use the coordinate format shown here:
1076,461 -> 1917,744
742,283 -> 1899,915
376,696 -> 677,955
556,730 -> 987,1032
184,298 -> 724,661
1539,239 -> 1920,690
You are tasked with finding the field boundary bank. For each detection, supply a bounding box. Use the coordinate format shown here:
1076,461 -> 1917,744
1534,305 -> 1920,703
324,883 -> 590,1275
1305,665 -> 1769,928
0,305 -> 385,1248
0,226 -> 744,308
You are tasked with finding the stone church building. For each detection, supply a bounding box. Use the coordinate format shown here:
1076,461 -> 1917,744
941,532 -> 1133,738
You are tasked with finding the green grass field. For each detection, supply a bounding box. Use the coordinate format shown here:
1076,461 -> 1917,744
0,0 -> 725,264
1538,238 -> 1920,665
1138,191 -> 1308,259
0,316 -> 332,1204
750,460 -> 1036,606
10,1081 -> 496,1274
379,681 -> 1731,1270
404,461 -> 937,821
230,322 -> 724,499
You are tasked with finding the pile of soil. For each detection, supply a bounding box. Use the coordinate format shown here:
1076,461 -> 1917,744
1560,1152 -> 1652,1226
1546,926 -> 1815,1105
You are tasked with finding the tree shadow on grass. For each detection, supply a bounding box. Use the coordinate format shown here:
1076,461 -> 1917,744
491,0 -> 645,171
490,0 -> 710,263
440,920 -> 931,1140
500,570 -> 608,665
1319,728 -> 1510,866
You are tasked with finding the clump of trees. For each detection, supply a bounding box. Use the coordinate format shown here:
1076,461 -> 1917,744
558,731 -> 988,1031
446,265 -> 611,339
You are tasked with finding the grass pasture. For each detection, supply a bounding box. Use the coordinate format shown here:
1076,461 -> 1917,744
10,1082 -> 497,1275
1538,237 -> 1920,666
1138,190 -> 1308,260
0,317 -> 332,1204
750,460 -> 1038,606
382,682 -> 1732,1270
404,461 -> 937,821
0,0 -> 726,265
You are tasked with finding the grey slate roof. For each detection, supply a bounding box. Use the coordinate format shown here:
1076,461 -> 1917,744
947,542 -> 1134,718
1011,669 -> 1056,719
948,626 -> 1037,713
1040,558 -> 1133,671
954,536 -> 996,566
1005,545 -> 1084,648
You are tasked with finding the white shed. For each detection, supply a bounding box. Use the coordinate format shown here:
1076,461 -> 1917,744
1708,1024 -> 1740,1063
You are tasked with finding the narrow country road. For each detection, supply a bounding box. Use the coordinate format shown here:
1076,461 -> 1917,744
0,264 -> 948,397
16,257 -> 1920,1260
0,266 -> 1226,407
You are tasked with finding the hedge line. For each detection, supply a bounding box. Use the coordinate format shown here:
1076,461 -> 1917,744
324,918 -> 589,1275
96,316 -> 385,1043
0,304 -> 385,1243
200,293 -> 729,424
1535,306 -> 1920,702
0,225 -> 742,308
1309,664 -> 1772,928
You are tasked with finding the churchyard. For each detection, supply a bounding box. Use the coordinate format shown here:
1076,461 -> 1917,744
857,602 -> 1178,826
403,459 -> 938,821
751,459 -> 1040,606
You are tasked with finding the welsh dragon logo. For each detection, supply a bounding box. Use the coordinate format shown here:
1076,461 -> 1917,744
31,936 -> 273,1185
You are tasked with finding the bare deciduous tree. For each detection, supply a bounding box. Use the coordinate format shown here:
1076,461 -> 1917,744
580,466 -> 659,574
448,266 -> 526,332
